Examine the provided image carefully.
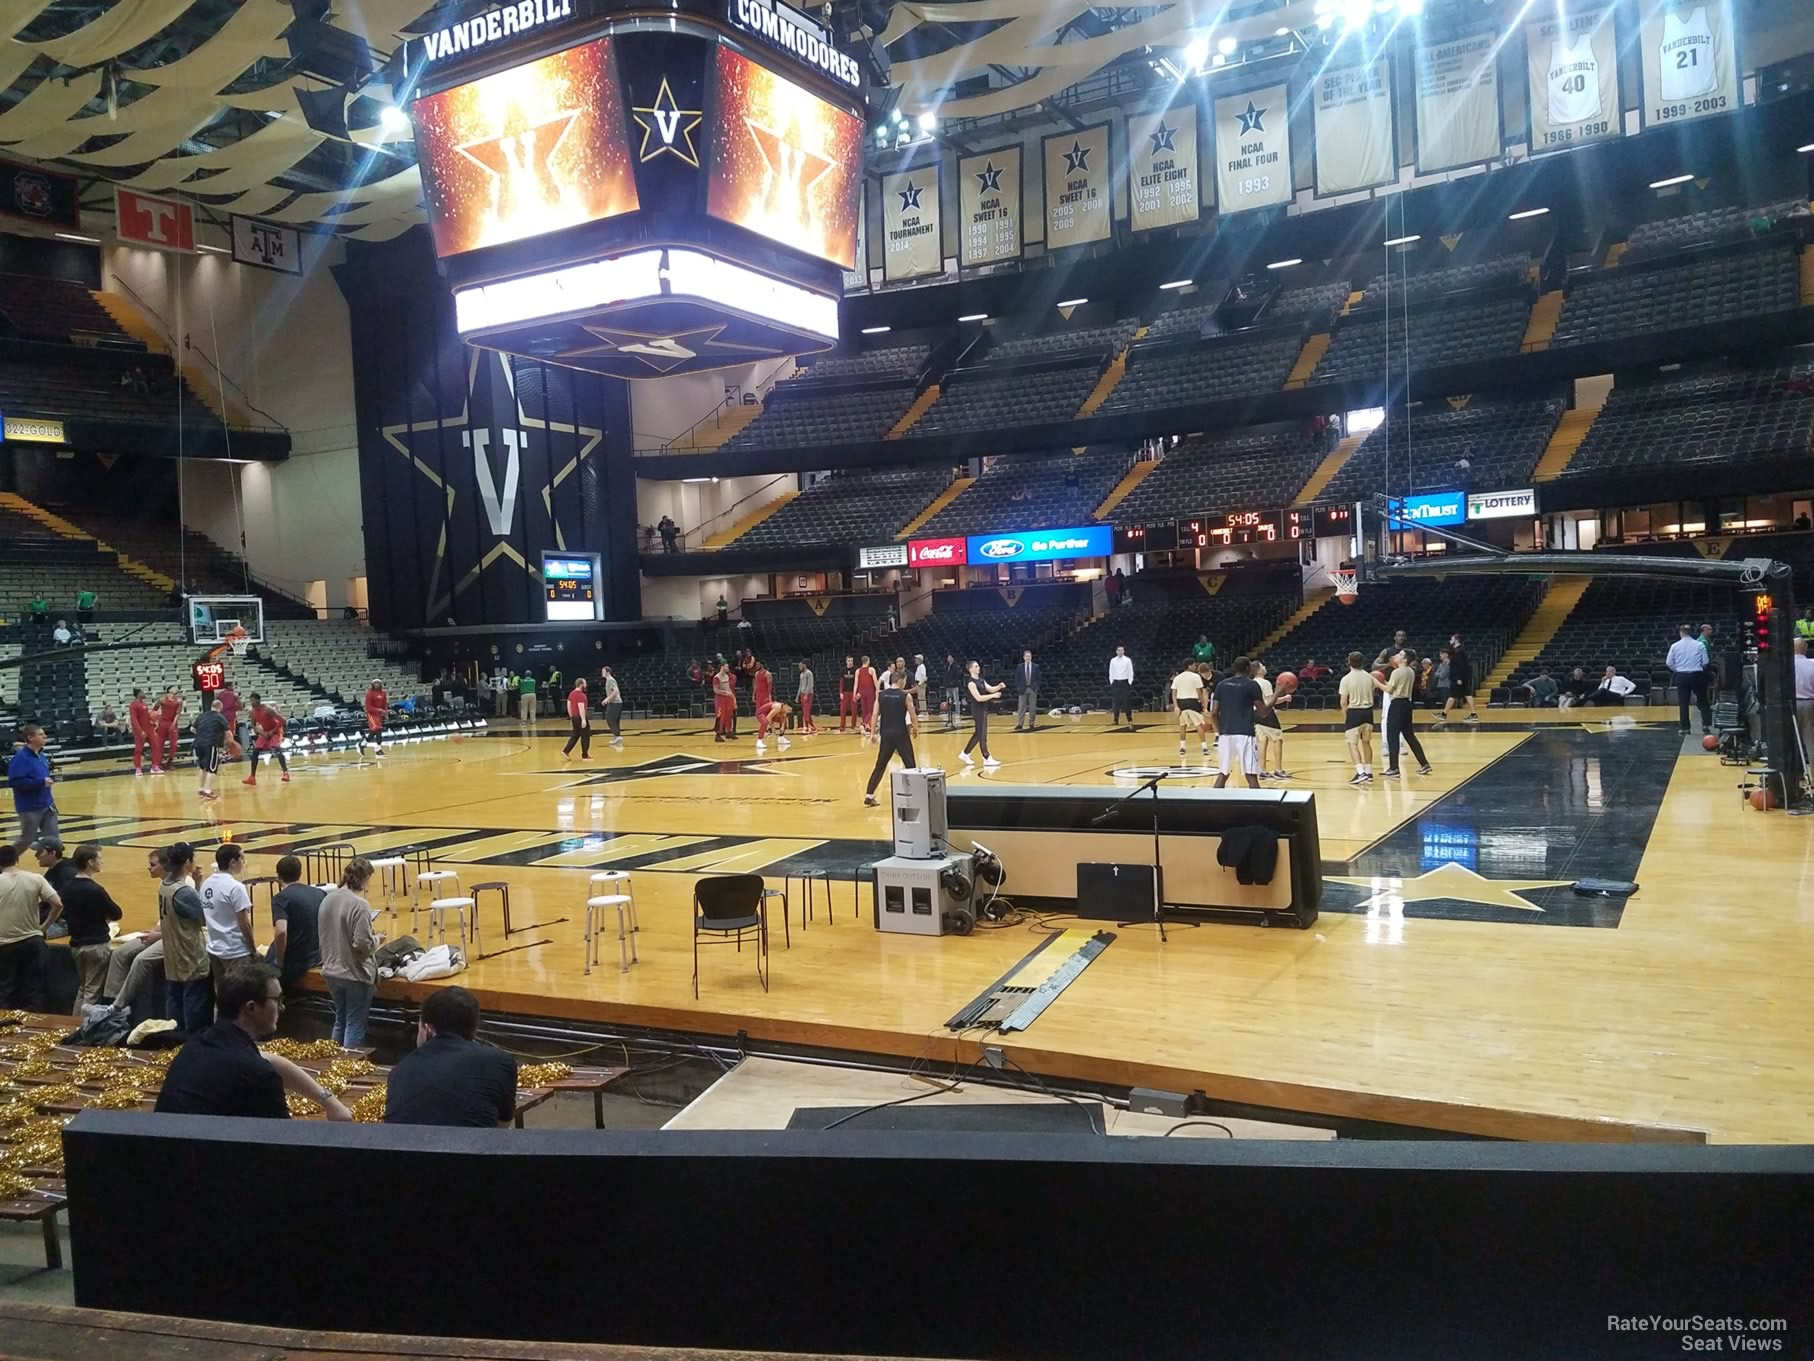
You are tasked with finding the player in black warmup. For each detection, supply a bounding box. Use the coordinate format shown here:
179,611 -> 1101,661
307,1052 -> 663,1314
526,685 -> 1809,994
1208,656 -> 1272,790
862,673 -> 918,805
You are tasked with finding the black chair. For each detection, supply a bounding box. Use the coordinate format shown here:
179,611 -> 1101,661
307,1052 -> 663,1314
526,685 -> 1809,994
693,873 -> 769,998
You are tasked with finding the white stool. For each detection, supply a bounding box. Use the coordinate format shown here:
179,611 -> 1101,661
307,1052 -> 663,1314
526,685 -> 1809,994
415,870 -> 461,934
588,872 -> 638,933
584,895 -> 637,974
427,896 -> 477,951
369,857 -> 408,926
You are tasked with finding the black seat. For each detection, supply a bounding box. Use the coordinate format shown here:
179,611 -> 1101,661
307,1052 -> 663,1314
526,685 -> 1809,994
694,873 -> 769,997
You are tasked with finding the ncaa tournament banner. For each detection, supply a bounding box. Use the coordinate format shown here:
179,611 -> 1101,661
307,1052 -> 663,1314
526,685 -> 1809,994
958,145 -> 1022,267
1640,0 -> 1738,128
1128,105 -> 1200,232
1414,32 -> 1502,173
1526,6 -> 1620,153
881,167 -> 942,282
1042,124 -> 1112,249
1213,84 -> 1292,215
1313,61 -> 1396,196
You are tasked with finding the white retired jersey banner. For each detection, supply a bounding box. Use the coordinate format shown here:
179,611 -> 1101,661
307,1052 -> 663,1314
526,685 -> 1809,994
958,146 -> 1023,267
1128,105 -> 1200,231
1213,84 -> 1292,214
1640,0 -> 1738,128
1527,7 -> 1620,153
1312,60 -> 1396,196
881,168 -> 943,282
1414,32 -> 1502,173
1042,123 -> 1112,249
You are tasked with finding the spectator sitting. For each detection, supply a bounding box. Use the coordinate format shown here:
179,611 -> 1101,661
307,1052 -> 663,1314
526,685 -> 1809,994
383,985 -> 518,1127
1558,666 -> 1594,709
1795,512 -> 1811,531
96,702 -> 126,737
1299,659 -> 1331,682
52,620 -> 73,647
26,596 -> 48,623
75,588 -> 96,622
1520,668 -> 1560,707
1586,666 -> 1636,706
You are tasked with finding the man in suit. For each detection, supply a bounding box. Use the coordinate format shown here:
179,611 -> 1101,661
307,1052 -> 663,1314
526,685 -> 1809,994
1012,649 -> 1041,732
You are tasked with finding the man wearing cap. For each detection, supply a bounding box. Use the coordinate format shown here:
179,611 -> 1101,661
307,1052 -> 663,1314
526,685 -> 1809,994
32,834 -> 74,939
8,725 -> 57,853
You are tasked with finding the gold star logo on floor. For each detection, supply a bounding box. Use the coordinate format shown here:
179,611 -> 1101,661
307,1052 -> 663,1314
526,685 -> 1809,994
1328,862 -> 1574,913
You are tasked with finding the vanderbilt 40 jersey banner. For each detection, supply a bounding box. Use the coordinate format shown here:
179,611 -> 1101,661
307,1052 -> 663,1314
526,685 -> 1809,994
1214,84 -> 1292,214
958,146 -> 1023,267
881,168 -> 942,282
1128,106 -> 1200,231
1042,124 -> 1112,249
1527,6 -> 1620,153
1640,0 -> 1738,127
1414,32 -> 1502,173
1313,61 -> 1396,196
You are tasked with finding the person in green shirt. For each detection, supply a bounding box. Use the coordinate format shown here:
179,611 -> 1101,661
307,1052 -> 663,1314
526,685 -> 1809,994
1191,635 -> 1215,666
75,589 -> 96,621
27,596 -> 48,622
517,670 -> 538,725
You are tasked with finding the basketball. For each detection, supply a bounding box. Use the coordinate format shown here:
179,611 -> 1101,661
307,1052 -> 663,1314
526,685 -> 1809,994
1701,734 -> 1720,751
1749,787 -> 1774,811
1372,669 -> 1389,686
1338,592 -> 1358,606
1274,671 -> 1298,694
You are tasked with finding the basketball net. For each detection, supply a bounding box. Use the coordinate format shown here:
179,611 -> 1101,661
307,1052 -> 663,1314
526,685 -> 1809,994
1332,569 -> 1360,604
205,625 -> 251,662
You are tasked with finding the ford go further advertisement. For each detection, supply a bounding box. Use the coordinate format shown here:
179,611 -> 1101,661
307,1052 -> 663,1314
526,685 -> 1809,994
964,525 -> 1113,564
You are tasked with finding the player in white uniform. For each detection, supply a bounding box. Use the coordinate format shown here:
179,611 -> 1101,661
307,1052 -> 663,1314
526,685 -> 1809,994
1547,29 -> 1601,126
1659,4 -> 1716,101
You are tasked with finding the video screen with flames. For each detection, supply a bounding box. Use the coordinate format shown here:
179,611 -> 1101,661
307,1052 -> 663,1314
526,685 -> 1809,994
706,46 -> 860,270
413,36 -> 639,258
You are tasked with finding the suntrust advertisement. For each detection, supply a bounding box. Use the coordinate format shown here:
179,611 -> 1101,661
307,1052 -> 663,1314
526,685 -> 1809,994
965,524 -> 1112,564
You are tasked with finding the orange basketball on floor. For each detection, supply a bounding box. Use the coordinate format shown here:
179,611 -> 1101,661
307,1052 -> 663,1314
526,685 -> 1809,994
1372,669 -> 1389,686
1701,734 -> 1720,751
1750,787 -> 1774,811
1273,671 -> 1297,694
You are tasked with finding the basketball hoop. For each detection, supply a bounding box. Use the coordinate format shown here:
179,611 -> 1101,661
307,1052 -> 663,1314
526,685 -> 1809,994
206,625 -> 251,662
1332,569 -> 1360,605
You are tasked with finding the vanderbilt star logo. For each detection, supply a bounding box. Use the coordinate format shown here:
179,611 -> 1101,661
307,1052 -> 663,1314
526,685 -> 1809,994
744,120 -> 838,226
1062,139 -> 1090,174
1235,100 -> 1266,135
1328,863 -> 1575,914
974,160 -> 1003,192
563,323 -> 774,373
456,110 -> 580,197
897,180 -> 923,211
1147,120 -> 1177,155
631,76 -> 702,167
534,753 -> 788,786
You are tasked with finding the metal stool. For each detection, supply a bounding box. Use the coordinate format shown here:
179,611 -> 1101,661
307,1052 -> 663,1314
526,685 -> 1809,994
473,881 -> 511,937
789,869 -> 853,929
304,842 -> 357,887
584,895 -> 637,974
368,853 -> 419,927
243,876 -> 279,914
587,872 -> 638,933
761,886 -> 791,949
415,869 -> 461,934
426,896 -> 477,951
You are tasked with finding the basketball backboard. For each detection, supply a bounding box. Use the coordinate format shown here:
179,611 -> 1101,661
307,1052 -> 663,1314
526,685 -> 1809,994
186,594 -> 265,646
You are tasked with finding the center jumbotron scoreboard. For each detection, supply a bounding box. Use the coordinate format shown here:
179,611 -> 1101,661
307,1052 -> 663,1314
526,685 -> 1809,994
407,0 -> 863,380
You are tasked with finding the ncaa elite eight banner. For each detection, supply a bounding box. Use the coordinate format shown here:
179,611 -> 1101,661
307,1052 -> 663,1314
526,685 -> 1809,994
958,146 -> 1022,266
1127,106 -> 1200,231
881,168 -> 942,281
1313,61 -> 1396,196
1640,0 -> 1738,127
1214,84 -> 1292,214
1414,32 -> 1501,172
1526,6 -> 1620,152
1042,124 -> 1111,248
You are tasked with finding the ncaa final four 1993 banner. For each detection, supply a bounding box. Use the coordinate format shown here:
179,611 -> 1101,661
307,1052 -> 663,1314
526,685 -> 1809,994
1413,32 -> 1501,173
881,167 -> 942,282
1526,6 -> 1620,154
1213,83 -> 1292,215
1640,0 -> 1738,128
958,145 -> 1022,267
1042,123 -> 1112,249
1127,105 -> 1200,232
1312,60 -> 1396,197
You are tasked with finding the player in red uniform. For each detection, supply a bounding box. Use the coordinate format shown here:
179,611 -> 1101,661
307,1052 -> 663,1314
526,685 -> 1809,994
855,655 -> 878,740
128,687 -> 156,776
359,680 -> 387,757
711,661 -> 736,742
153,685 -> 183,774
752,660 -> 775,750
243,694 -> 290,785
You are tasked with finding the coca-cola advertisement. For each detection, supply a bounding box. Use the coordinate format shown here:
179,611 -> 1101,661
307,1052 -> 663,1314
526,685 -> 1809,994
908,536 -> 967,568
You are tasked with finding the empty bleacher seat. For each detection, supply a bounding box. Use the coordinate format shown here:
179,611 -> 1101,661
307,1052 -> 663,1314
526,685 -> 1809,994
1551,244 -> 1799,347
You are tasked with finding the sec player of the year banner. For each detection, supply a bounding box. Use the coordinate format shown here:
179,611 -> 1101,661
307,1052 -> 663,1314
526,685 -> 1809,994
1312,60 -> 1396,196
958,145 -> 1022,267
881,167 -> 942,282
1214,83 -> 1292,214
1414,32 -> 1502,173
1128,105 -> 1200,231
1640,0 -> 1738,128
1527,6 -> 1620,153
1042,123 -> 1111,249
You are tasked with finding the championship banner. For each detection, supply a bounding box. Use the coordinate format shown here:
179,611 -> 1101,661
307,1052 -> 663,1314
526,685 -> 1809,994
1640,0 -> 1738,128
1128,105 -> 1200,232
1313,60 -> 1396,196
1042,123 -> 1111,249
881,167 -> 942,282
231,215 -> 303,274
0,158 -> 79,231
115,187 -> 195,252
1414,32 -> 1502,173
958,146 -> 1022,267
1213,84 -> 1292,215
1527,6 -> 1620,153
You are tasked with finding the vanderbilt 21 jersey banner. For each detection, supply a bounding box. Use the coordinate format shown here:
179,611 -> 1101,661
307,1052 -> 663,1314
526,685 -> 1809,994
1313,60 -> 1396,196
881,168 -> 942,282
1042,124 -> 1112,248
1414,32 -> 1502,173
1128,105 -> 1201,231
958,146 -> 1023,267
1213,84 -> 1292,214
1527,6 -> 1620,153
1640,0 -> 1738,127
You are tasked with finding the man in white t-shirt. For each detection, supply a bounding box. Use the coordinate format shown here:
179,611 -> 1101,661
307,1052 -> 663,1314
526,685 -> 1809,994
200,842 -> 257,1005
1169,661 -> 1209,760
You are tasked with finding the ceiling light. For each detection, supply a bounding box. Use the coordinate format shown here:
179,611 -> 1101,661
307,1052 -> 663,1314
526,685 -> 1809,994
958,312 -> 988,322
1799,142 -> 1814,153
1275,25 -> 1291,35
875,127 -> 888,144
891,108 -> 905,124
1316,13 -> 1334,27
1217,35 -> 1237,54
1383,234 -> 1421,246
1398,0 -> 1424,13
1266,258 -> 1302,269
861,325 -> 891,334
917,111 -> 937,132
682,477 -> 720,483
1507,207 -> 1550,220
1158,279 -> 1192,289
1211,52 -> 1226,66
1183,36 -> 1209,70
1649,173 -> 1693,188
1057,297 -> 1088,307
197,243 -> 229,254
54,232 -> 98,244
379,104 -> 409,133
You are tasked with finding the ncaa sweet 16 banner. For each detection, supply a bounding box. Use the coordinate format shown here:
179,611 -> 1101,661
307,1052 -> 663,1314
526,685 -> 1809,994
1042,124 -> 1111,249
1127,106 -> 1200,232
1527,6 -> 1620,151
1414,32 -> 1502,172
1312,60 -> 1396,196
958,146 -> 1022,266
1214,84 -> 1292,214
881,167 -> 942,281
1640,0 -> 1738,127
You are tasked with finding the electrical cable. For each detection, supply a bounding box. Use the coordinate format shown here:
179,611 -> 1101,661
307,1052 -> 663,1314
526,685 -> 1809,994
1161,1119 -> 1236,1138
